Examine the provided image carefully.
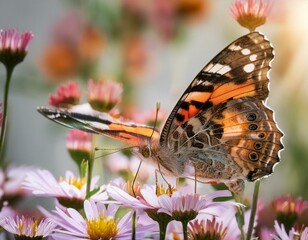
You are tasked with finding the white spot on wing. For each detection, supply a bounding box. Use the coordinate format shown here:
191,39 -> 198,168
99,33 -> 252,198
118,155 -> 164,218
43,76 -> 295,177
249,54 -> 257,61
243,63 -> 255,73
208,64 -> 231,75
241,49 -> 251,55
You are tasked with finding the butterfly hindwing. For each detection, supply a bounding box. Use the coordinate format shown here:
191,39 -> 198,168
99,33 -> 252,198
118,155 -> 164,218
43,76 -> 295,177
167,97 -> 283,183
37,107 -> 159,145
160,31 -> 274,147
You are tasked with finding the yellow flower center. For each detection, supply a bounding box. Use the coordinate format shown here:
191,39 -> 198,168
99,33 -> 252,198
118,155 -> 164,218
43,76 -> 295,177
17,218 -> 38,237
59,176 -> 86,189
86,214 -> 118,240
156,184 -> 176,197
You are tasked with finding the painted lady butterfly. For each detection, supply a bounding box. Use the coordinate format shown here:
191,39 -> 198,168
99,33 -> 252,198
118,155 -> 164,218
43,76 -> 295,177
38,31 -> 283,193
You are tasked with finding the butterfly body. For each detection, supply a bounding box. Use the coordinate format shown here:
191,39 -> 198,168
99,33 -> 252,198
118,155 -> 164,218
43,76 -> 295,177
38,31 -> 283,193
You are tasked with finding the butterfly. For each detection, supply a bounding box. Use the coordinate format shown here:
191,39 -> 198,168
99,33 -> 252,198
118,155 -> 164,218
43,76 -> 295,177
38,31 -> 283,193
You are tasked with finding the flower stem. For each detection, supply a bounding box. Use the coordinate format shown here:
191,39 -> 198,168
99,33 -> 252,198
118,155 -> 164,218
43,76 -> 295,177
234,193 -> 245,240
182,220 -> 188,240
132,210 -> 136,240
246,180 -> 260,240
0,65 -> 14,162
86,138 -> 94,196
158,220 -> 167,240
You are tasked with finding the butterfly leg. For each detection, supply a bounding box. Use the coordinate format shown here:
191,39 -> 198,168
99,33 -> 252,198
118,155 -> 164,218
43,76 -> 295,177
224,179 -> 245,194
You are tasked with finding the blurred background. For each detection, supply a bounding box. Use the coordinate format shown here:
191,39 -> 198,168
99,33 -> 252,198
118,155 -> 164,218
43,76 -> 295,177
0,0 -> 307,201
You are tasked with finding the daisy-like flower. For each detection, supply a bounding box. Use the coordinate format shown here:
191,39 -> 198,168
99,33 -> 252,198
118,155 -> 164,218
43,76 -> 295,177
66,129 -> 93,167
49,81 -> 81,108
158,190 -> 233,221
0,165 -> 32,203
0,29 -> 33,68
108,181 -> 235,239
188,217 -> 227,240
272,221 -> 308,240
23,169 -> 107,209
52,200 -> 153,240
230,0 -> 272,32
272,195 -> 308,231
87,79 -> 122,112
0,215 -> 56,240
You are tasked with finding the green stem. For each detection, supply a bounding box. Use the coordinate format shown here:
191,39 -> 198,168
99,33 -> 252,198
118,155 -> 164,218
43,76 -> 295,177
158,220 -> 168,240
86,141 -> 94,196
234,194 -> 245,240
0,65 -> 14,162
182,220 -> 188,240
132,211 -> 136,240
246,180 -> 260,240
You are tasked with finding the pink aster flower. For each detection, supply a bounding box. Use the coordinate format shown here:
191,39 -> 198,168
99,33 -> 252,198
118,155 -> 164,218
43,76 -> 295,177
272,195 -> 308,231
157,190 -> 233,222
23,169 -> 107,209
87,79 -> 122,112
52,200 -> 154,240
0,215 -> 56,239
0,29 -> 33,67
188,217 -> 227,240
272,221 -> 308,240
230,0 -> 272,32
49,81 -> 81,108
66,129 -> 93,167
0,165 -> 32,202
272,195 -> 308,216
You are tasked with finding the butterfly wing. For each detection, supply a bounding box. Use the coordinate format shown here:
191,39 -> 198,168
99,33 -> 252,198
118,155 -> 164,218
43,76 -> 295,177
37,106 -> 159,146
167,97 -> 283,183
160,31 -> 274,147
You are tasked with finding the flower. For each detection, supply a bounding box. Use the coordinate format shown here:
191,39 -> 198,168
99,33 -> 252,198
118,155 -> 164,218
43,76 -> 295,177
188,217 -> 227,240
52,200 -> 153,240
272,221 -> 308,240
66,129 -> 93,166
78,26 -> 105,61
0,165 -> 32,203
23,169 -> 107,209
0,29 -> 33,68
157,190 -> 232,223
272,195 -> 308,231
122,35 -> 149,80
41,42 -> 79,81
230,0 -> 272,32
49,81 -> 81,108
0,215 -> 56,239
87,79 -> 122,112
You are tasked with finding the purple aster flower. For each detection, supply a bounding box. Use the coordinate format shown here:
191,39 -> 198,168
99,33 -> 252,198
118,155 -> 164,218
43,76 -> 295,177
52,200 -> 154,240
0,215 -> 56,239
23,169 -> 107,209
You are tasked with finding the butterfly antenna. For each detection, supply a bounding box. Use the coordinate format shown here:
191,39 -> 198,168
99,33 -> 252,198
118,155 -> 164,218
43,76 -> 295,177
149,102 -> 161,141
94,145 -> 138,159
132,160 -> 142,198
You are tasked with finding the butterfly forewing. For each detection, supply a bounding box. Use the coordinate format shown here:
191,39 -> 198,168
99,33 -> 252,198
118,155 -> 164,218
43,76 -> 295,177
160,31 -> 274,147
37,107 -> 159,145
